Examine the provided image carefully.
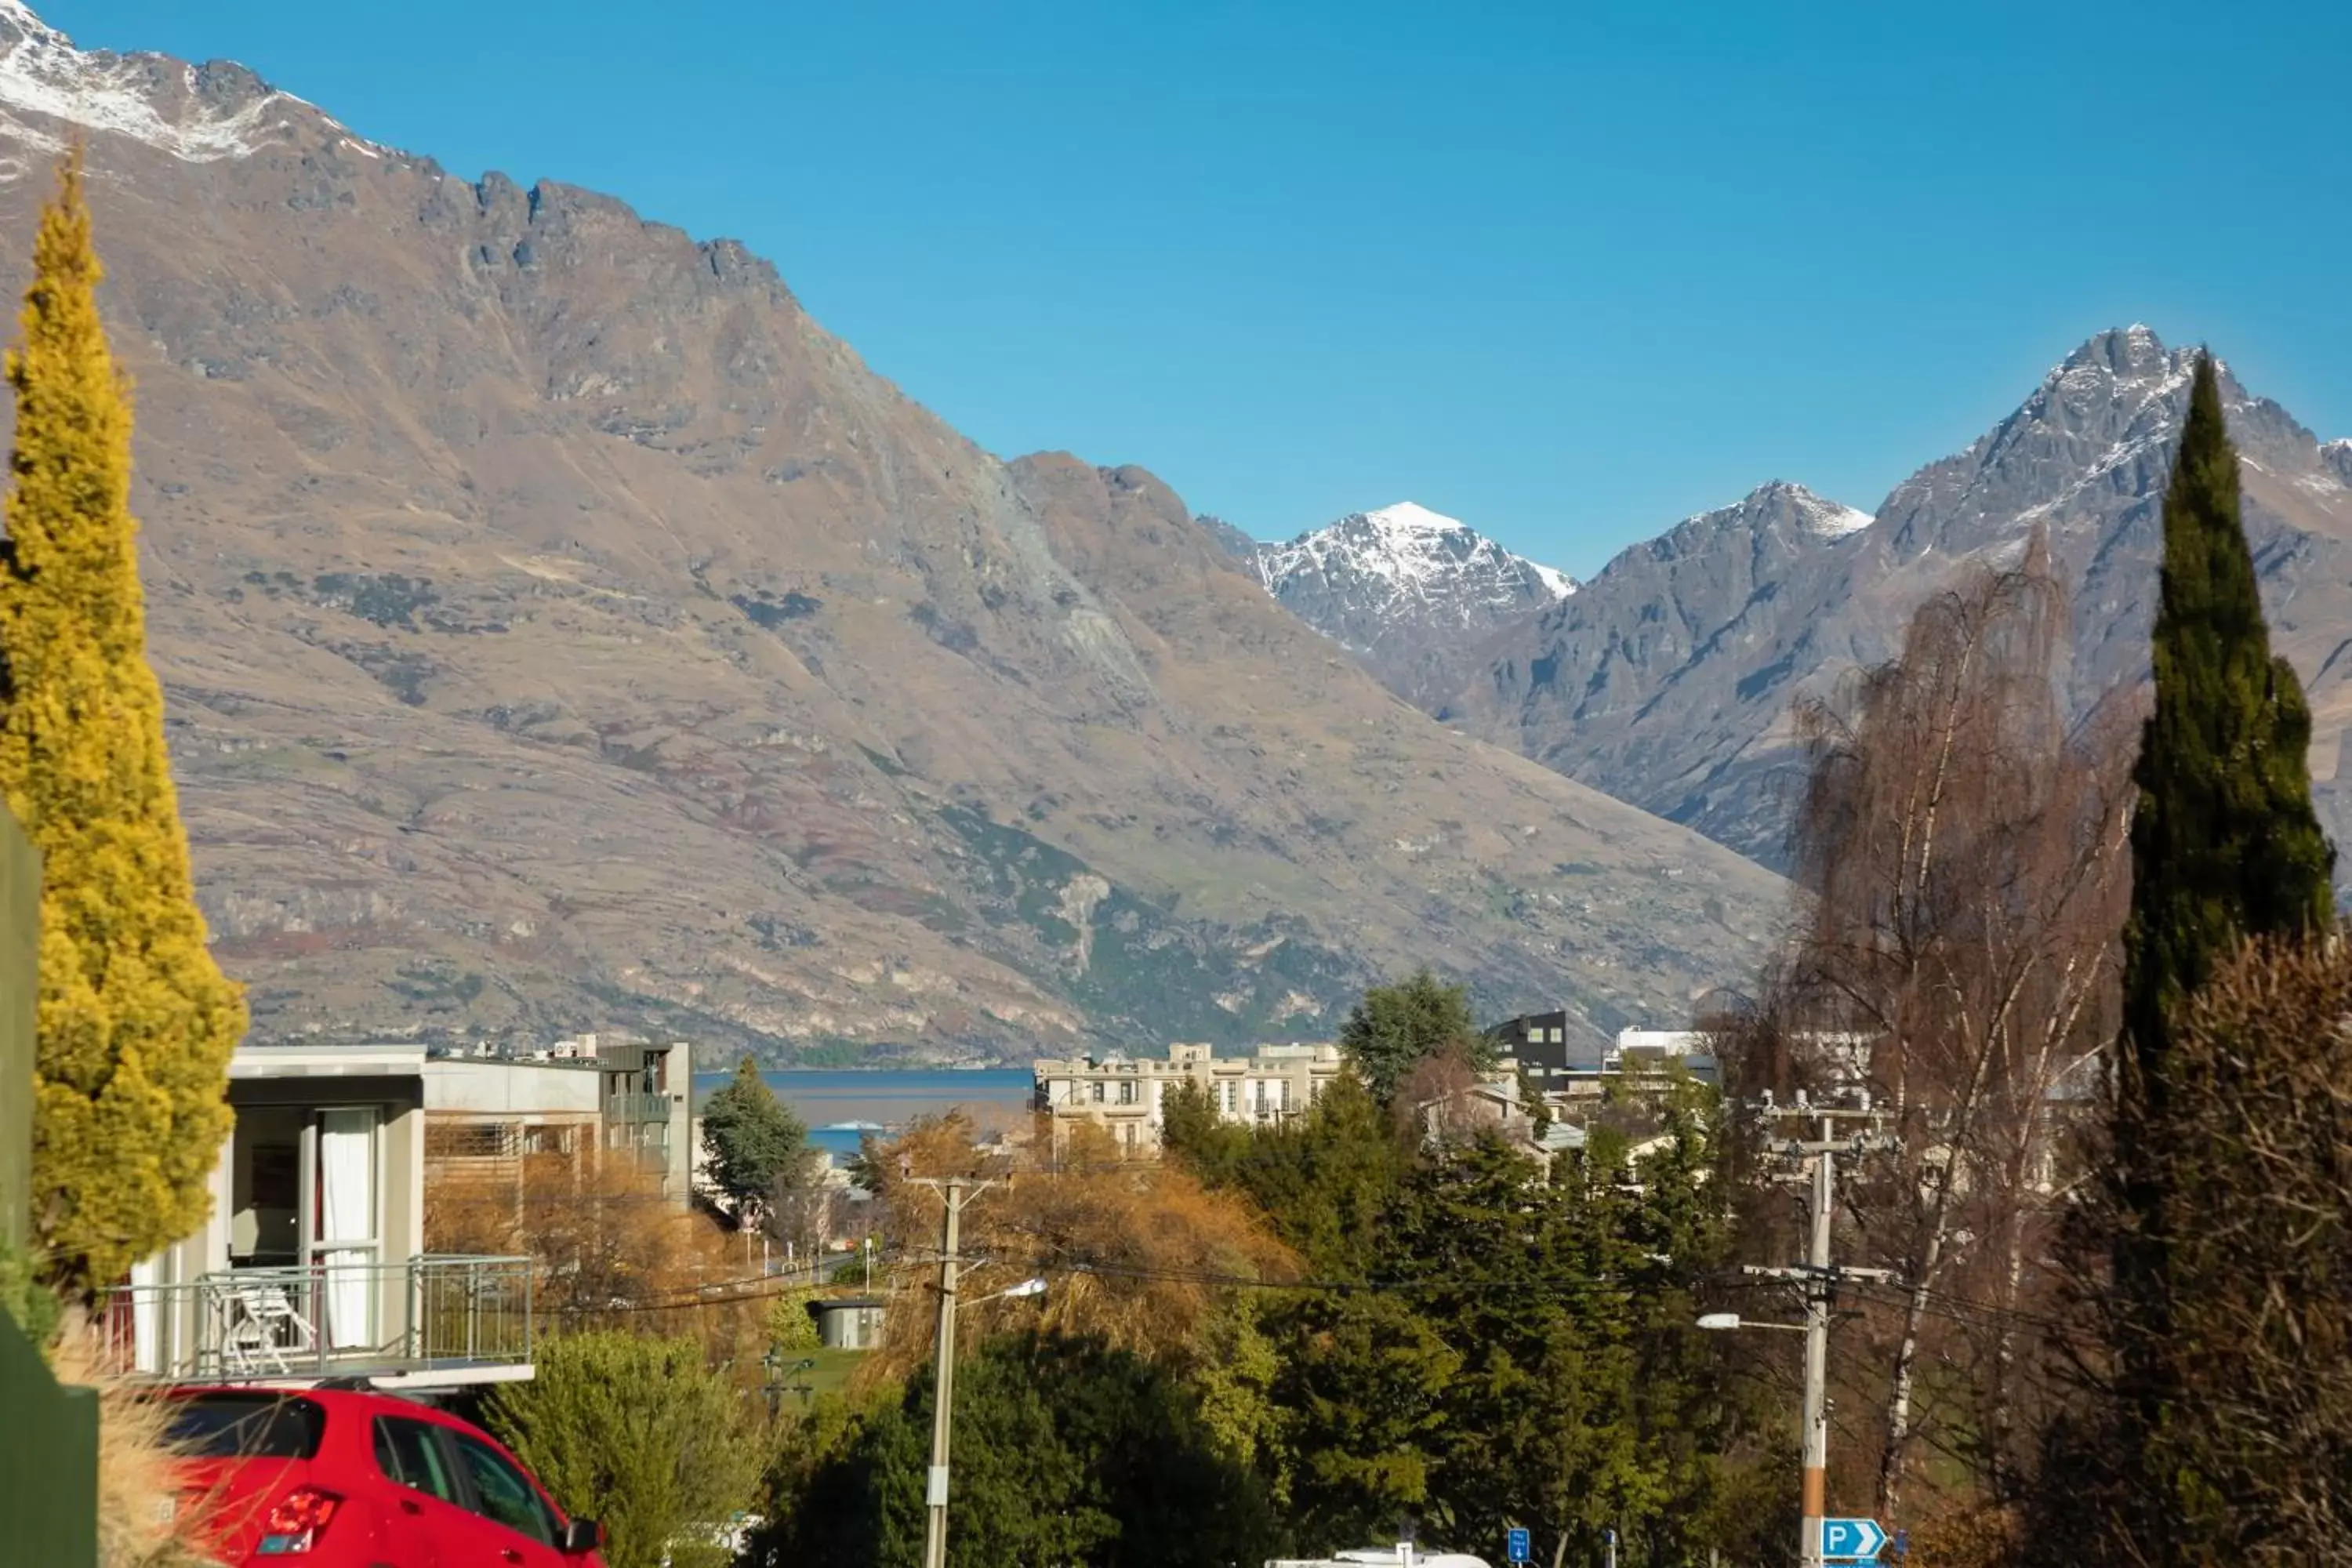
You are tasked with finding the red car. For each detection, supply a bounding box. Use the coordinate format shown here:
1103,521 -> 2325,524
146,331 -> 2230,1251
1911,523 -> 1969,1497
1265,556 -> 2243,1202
165,1384 -> 606,1566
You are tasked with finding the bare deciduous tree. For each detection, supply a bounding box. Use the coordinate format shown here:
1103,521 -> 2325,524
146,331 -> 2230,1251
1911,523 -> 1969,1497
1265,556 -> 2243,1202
2044,935 -> 2352,1568
1736,534 -> 2135,1526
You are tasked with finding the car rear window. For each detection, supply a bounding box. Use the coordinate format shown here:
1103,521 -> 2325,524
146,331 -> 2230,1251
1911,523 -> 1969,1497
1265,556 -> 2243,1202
165,1392 -> 328,1460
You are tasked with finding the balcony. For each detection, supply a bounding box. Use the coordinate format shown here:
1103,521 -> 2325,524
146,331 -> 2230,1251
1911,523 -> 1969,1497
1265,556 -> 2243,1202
99,1254 -> 534,1389
604,1091 -> 672,1124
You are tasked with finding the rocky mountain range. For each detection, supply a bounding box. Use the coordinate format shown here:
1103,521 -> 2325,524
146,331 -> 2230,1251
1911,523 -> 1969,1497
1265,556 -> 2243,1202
0,2 -> 1785,1059
1440,327 -> 2352,884
1244,503 -> 1576,708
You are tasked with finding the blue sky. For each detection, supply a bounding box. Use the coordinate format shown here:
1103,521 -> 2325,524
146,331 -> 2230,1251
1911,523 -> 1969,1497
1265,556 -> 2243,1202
40,0 -> 2352,574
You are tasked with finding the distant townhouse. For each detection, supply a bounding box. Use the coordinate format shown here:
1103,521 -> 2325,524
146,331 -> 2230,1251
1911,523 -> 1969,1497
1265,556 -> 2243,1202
1032,1041 -> 1345,1153
421,1036 -> 695,1203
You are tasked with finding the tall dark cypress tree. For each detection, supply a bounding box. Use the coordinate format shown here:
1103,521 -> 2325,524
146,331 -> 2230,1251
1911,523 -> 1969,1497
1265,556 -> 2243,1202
2122,352 -> 2333,1087
2108,349 -> 2335,1560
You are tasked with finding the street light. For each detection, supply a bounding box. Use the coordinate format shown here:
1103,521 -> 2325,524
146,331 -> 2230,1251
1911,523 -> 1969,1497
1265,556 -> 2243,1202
992,1276 -> 1047,1301
1697,1312 -> 1806,1334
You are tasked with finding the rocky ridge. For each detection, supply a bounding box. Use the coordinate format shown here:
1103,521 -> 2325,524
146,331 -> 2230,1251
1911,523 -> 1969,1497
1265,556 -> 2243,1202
1446,328 -> 2352,881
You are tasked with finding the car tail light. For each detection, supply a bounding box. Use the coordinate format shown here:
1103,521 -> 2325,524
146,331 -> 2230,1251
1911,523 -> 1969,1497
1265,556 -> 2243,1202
256,1486 -> 342,1554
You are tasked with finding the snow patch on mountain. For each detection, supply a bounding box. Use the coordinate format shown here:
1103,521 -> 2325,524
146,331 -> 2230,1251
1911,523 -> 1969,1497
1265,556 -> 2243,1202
0,0 -> 358,165
1529,560 -> 1580,596
1793,492 -> 1875,538
1664,481 -> 1873,547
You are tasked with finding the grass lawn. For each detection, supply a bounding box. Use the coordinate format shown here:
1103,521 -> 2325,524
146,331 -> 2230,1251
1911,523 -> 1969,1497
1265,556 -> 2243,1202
773,1346 -> 866,1410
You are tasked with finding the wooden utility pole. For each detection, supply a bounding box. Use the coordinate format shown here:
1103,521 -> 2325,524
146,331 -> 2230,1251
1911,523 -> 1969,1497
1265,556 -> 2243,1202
906,1175 -> 994,1568
1745,1092 -> 1898,1568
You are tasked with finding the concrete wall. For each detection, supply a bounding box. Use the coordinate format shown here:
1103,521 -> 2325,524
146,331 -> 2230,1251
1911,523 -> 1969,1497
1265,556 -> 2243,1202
422,1059 -> 601,1114
659,1042 -> 693,1200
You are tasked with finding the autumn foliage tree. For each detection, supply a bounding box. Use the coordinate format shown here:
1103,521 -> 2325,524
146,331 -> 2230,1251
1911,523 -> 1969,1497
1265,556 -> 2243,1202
0,151 -> 243,1297
426,1152 -> 760,1365
858,1112 -> 1294,1386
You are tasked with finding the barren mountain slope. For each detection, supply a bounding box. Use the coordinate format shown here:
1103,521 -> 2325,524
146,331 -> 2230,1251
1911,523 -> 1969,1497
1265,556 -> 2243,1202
0,4 -> 1784,1057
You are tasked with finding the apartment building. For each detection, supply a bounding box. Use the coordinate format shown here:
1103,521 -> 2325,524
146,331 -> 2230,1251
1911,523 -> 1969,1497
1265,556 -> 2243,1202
107,1045 -> 534,1388
421,1037 -> 695,1203
1032,1041 -> 1344,1153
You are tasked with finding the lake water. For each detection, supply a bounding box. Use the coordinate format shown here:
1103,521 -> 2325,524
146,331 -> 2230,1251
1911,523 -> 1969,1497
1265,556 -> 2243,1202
689,1068 -> 1034,1161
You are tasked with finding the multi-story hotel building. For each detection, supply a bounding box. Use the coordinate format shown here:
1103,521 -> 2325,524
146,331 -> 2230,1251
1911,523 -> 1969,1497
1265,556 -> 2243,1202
1032,1041 -> 1345,1153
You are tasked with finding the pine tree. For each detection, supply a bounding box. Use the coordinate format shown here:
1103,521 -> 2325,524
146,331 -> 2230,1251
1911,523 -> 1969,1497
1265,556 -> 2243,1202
0,151 -> 244,1298
1337,969 -> 1489,1105
2106,350 -> 2336,1563
696,1056 -> 810,1221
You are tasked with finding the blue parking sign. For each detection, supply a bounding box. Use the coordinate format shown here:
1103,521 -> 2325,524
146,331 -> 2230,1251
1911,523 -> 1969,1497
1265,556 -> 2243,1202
1507,1527 -> 1531,1563
1822,1519 -> 1889,1560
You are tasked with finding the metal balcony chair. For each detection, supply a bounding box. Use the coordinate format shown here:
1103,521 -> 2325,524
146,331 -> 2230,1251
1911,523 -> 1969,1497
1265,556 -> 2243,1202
217,1279 -> 317,1377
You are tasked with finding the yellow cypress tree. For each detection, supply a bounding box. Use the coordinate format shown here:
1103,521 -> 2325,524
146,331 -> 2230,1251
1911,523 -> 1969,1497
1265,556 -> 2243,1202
0,150 -> 244,1298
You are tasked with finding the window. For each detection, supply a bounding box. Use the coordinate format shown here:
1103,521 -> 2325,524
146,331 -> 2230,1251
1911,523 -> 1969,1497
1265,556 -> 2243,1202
1117,1080 -> 1135,1105
521,1124 -> 573,1157
372,1417 -> 459,1503
451,1432 -> 559,1547
427,1122 -> 519,1159
1218,1081 -> 1237,1115
165,1393 -> 325,1460
1090,1081 -> 1105,1104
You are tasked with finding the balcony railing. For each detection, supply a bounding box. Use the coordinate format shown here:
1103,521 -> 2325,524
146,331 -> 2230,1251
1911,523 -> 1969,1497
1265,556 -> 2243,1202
97,1254 -> 533,1386
604,1092 -> 672,1124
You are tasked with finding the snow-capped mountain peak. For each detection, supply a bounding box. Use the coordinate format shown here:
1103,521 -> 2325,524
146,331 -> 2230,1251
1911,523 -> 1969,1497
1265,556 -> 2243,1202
1875,325 -> 2273,547
1257,501 -> 1577,600
0,0 -> 366,166
1359,499 -> 1460,534
1251,502 -> 1577,706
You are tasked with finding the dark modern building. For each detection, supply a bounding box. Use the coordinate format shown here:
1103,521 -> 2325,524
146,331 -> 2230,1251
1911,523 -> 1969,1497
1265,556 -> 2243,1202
1483,1013 -> 1719,1098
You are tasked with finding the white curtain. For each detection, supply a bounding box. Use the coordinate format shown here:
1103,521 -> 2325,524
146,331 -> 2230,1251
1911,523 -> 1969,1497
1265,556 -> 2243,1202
317,1109 -> 377,1350
129,1256 -> 159,1374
